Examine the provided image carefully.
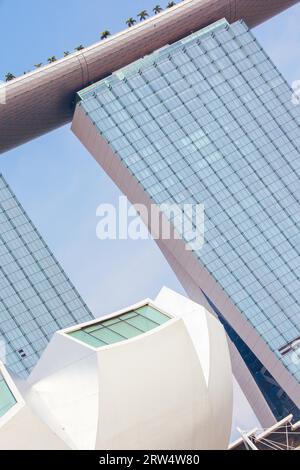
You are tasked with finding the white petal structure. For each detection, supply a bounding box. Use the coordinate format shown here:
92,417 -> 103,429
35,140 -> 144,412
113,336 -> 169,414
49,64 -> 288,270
0,362 -> 69,450
0,288 -> 232,449
21,287 -> 233,450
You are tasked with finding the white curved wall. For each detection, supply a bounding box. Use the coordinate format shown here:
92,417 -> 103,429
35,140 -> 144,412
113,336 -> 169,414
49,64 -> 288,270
13,289 -> 233,449
96,317 -> 232,450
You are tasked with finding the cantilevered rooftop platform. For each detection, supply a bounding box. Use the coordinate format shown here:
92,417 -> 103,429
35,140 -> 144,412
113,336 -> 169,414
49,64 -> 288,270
0,0 -> 299,154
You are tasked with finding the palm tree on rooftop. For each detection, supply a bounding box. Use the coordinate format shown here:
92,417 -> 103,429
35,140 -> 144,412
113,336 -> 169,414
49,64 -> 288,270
153,5 -> 163,14
126,17 -> 136,27
167,1 -> 176,7
75,45 -> 84,51
47,56 -> 57,63
64,51 -> 70,57
34,63 -> 42,68
100,30 -> 111,40
137,10 -> 149,21
5,73 -> 15,82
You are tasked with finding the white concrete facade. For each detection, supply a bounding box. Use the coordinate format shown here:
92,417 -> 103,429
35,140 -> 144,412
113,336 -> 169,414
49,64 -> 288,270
0,362 -> 69,450
0,289 -> 233,450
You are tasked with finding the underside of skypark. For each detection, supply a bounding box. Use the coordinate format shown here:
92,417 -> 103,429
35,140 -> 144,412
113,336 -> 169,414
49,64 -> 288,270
0,0 -> 298,154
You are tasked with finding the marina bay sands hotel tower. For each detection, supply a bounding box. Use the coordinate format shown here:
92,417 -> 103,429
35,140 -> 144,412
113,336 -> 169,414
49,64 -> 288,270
1,0 -> 300,427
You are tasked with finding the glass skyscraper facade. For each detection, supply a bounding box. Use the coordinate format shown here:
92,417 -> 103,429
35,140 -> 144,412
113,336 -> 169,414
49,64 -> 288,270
76,19 -> 300,420
0,174 -> 94,378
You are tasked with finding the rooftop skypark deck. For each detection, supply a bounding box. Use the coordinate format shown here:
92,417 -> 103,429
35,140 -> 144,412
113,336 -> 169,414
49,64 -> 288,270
0,0 -> 298,154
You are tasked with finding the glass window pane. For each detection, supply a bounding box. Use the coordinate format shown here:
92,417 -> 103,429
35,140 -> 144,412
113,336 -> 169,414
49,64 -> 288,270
120,312 -> 138,320
90,328 -> 125,344
136,305 -> 170,324
68,305 -> 170,347
69,330 -> 105,348
0,373 -> 17,417
108,321 -> 143,338
101,318 -> 120,327
126,315 -> 159,333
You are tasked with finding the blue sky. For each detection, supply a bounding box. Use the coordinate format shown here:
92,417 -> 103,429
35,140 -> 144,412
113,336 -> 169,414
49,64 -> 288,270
1,0 -> 300,434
